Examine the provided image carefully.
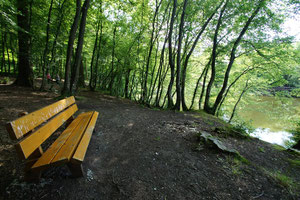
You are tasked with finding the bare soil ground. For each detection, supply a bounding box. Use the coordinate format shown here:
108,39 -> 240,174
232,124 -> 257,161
0,84 -> 300,200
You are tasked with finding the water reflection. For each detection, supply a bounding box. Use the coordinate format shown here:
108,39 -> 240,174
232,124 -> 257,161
250,128 -> 293,147
239,96 -> 300,147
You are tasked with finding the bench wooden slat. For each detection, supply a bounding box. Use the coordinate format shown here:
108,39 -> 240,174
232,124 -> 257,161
31,112 -> 91,171
16,104 -> 78,160
6,96 -> 75,140
50,112 -> 94,165
71,111 -> 99,165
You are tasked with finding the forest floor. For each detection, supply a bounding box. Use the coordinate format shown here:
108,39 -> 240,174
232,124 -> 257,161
0,83 -> 300,200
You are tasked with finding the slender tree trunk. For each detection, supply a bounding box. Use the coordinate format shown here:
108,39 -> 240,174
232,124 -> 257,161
189,62 -> 209,110
181,1 -> 222,110
199,65 -> 209,109
142,0 -> 162,103
1,31 -> 5,73
216,67 -> 253,116
89,20 -> 100,90
174,0 -> 188,110
61,0 -> 81,96
147,40 -> 160,103
70,0 -> 90,94
108,25 -> 117,95
166,0 -> 177,108
228,81 -> 249,123
15,0 -> 33,87
93,19 -> 103,90
49,0 -> 66,67
209,0 -> 265,115
5,34 -> 11,74
124,69 -> 131,98
40,0 -> 54,91
204,0 -> 228,114
9,34 -> 16,75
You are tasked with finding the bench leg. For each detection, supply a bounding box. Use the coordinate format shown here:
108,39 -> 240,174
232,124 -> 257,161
24,159 -> 42,182
67,163 -> 84,177
23,146 -> 43,182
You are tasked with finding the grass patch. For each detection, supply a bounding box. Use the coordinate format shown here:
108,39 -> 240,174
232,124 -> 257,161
258,147 -> 265,153
287,159 -> 300,168
235,153 -> 250,165
154,136 -> 161,141
263,169 -> 299,195
225,154 -> 250,176
273,144 -> 286,151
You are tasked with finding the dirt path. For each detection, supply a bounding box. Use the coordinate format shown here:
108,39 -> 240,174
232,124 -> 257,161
0,85 -> 299,200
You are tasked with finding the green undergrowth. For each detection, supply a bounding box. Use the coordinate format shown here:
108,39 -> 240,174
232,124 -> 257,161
287,159 -> 300,168
225,154 -> 250,176
263,168 -> 299,195
273,144 -> 286,151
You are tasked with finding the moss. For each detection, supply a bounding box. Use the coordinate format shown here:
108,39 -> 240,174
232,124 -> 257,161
235,153 -> 250,165
263,169 -> 299,195
258,147 -> 265,153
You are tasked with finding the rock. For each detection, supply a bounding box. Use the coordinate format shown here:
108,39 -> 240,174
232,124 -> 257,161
197,131 -> 239,155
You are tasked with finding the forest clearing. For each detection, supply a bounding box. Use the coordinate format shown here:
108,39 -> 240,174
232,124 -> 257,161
0,84 -> 300,199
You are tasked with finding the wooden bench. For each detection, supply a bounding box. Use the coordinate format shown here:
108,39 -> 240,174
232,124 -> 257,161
5,96 -> 99,181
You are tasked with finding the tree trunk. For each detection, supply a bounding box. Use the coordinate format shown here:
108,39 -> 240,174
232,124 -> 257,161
189,61 -> 210,110
5,34 -> 11,74
182,1 -> 223,111
89,19 -> 100,91
9,34 -> 16,75
108,26 -> 117,95
142,0 -> 162,103
199,65 -> 209,109
1,31 -> 5,73
49,0 -> 66,68
70,0 -> 90,94
166,0 -> 177,109
15,0 -> 33,87
209,0 -> 265,115
204,0 -> 228,114
228,81 -> 249,123
174,0 -> 188,110
40,0 -> 54,91
61,0 -> 81,96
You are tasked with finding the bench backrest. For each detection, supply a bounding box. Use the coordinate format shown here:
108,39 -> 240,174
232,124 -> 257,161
6,96 -> 78,160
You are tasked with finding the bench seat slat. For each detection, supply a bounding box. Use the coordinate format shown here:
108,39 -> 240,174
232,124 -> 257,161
6,96 -> 75,140
31,112 -> 92,171
71,111 -> 99,165
16,104 -> 78,160
50,112 -> 94,165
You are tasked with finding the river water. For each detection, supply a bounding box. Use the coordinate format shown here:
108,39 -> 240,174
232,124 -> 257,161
238,96 -> 300,147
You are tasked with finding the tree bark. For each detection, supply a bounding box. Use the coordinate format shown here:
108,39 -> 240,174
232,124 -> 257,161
166,0 -> 177,108
204,0 -> 228,114
70,0 -> 90,94
108,25 -> 117,95
142,0 -> 162,103
1,30 -> 5,73
40,0 -> 54,91
89,19 -> 100,91
174,0 -> 188,110
5,34 -> 11,74
15,0 -> 33,87
228,81 -> 249,123
61,0 -> 81,96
